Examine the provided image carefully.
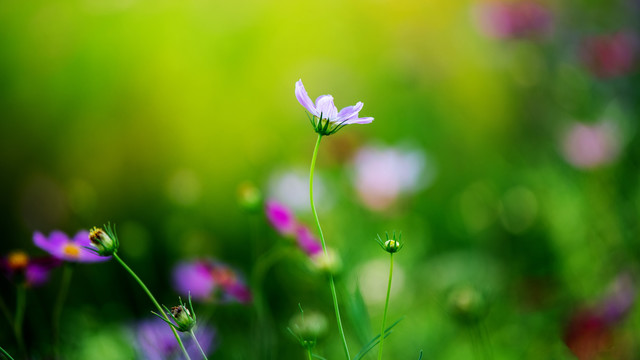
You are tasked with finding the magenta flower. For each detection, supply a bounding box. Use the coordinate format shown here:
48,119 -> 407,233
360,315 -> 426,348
0,251 -> 61,287
173,259 -> 252,304
134,318 -> 217,360
295,79 -> 373,135
265,200 -> 297,236
561,122 -> 620,169
295,225 -> 323,256
581,31 -> 637,78
34,230 -> 110,262
475,1 -> 553,40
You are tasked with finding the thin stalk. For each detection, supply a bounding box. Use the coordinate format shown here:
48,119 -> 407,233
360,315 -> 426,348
53,264 -> 74,359
14,285 -> 26,356
0,295 -> 12,326
189,330 -> 209,360
309,134 -> 350,360
0,345 -> 15,360
377,253 -> 394,360
113,253 -> 191,360
306,347 -> 313,360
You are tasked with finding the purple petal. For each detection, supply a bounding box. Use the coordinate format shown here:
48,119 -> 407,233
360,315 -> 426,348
295,80 -> 318,116
315,95 -> 338,121
343,116 -> 374,125
172,261 -> 216,301
72,230 -> 91,247
295,226 -> 323,256
265,200 -> 297,236
336,102 -> 364,122
33,231 -> 67,254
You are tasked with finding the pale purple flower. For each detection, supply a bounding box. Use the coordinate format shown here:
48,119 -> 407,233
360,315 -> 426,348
173,259 -> 252,304
561,122 -> 620,169
134,318 -> 216,360
475,1 -> 553,39
352,144 -> 434,211
267,168 -> 333,214
295,225 -> 323,256
295,79 -> 373,135
265,200 -> 297,236
34,230 -> 110,262
581,31 -> 637,78
0,251 -> 61,287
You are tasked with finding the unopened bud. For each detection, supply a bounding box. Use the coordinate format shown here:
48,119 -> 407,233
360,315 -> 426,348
88,225 -> 119,256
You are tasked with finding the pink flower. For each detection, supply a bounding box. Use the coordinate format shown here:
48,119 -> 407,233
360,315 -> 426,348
0,251 -> 61,287
475,1 -> 553,39
34,230 -> 110,262
265,200 -> 297,236
172,259 -> 251,304
581,31 -> 637,78
561,122 -> 620,169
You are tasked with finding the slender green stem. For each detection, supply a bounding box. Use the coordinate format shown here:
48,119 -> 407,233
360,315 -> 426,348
0,295 -> 12,326
113,253 -> 191,360
309,134 -> 350,360
14,285 -> 26,356
306,347 -> 313,360
0,345 -> 15,360
377,253 -> 394,360
189,330 -> 209,360
53,264 -> 73,359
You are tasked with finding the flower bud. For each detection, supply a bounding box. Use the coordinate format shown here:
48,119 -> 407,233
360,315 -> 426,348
289,310 -> 328,349
376,232 -> 403,254
154,294 -> 198,333
447,285 -> 489,325
310,249 -> 342,276
88,225 -> 119,256
237,182 -> 262,212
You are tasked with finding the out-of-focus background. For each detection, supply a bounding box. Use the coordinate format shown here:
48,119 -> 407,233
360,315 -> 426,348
0,0 -> 639,358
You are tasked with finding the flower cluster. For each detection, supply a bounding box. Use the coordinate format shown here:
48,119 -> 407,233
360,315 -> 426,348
172,259 -> 252,303
265,200 -> 322,256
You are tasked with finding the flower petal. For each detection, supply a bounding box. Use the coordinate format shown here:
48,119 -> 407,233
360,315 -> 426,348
33,231 -> 67,254
315,95 -> 338,121
295,80 -> 318,116
342,116 -> 374,125
336,102 -> 364,122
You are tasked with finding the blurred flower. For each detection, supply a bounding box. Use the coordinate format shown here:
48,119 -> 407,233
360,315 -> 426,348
134,318 -> 216,360
310,248 -> 342,276
267,168 -> 332,214
446,285 -> 489,325
581,31 -> 637,78
564,273 -> 636,359
0,250 -> 61,287
265,200 -> 297,236
352,144 -> 434,211
475,1 -> 553,39
265,200 -> 323,256
289,309 -> 328,349
237,181 -> 263,212
34,230 -> 109,262
173,259 -> 251,304
561,121 -> 621,169
295,79 -> 373,136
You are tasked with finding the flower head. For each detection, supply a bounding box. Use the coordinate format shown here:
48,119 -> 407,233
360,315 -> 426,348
0,251 -> 61,287
295,79 -> 373,136
34,230 -> 109,262
561,122 -> 620,169
376,232 -> 403,254
173,259 -> 252,304
475,1 -> 553,40
133,317 -> 217,360
265,200 -> 297,236
153,294 -> 197,333
88,224 -> 119,257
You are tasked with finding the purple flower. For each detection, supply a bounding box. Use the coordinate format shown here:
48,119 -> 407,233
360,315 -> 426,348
34,230 -> 110,262
265,200 -> 297,236
0,251 -> 61,287
173,259 -> 252,304
295,225 -> 323,256
134,318 -> 216,360
581,31 -> 637,78
561,122 -> 620,169
475,1 -> 553,40
295,79 -> 373,135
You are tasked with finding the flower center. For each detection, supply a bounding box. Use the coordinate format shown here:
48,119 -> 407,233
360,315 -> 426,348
63,243 -> 80,258
7,251 -> 29,270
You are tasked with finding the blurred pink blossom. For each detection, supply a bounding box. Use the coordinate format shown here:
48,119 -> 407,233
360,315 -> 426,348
561,122 -> 620,169
475,1 -> 553,39
581,31 -> 637,78
352,145 -> 434,211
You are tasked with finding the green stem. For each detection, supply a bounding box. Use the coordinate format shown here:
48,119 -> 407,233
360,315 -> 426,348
377,253 -> 394,360
189,330 -> 209,360
309,134 -> 350,360
53,264 -> 74,359
306,347 -> 313,360
113,253 -> 191,360
0,295 -> 13,327
0,345 -> 15,360
14,285 -> 26,356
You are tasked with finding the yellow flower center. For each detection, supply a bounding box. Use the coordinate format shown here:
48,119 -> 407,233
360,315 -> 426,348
63,243 -> 80,258
7,251 -> 29,270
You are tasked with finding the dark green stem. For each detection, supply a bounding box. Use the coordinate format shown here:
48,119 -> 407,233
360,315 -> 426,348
306,347 -> 313,360
377,253 -> 394,360
0,345 -> 15,360
309,134 -> 350,360
14,285 -> 26,356
113,253 -> 191,360
53,264 -> 73,359
189,329 -> 209,360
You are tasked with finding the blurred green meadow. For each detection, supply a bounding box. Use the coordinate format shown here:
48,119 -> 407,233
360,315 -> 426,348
1,0 -> 639,359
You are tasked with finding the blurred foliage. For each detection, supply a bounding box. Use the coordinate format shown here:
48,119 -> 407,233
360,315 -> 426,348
0,0 -> 639,359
